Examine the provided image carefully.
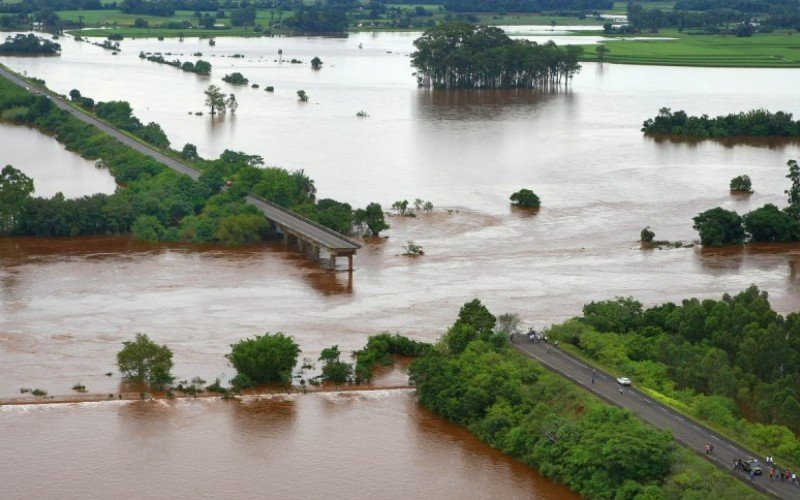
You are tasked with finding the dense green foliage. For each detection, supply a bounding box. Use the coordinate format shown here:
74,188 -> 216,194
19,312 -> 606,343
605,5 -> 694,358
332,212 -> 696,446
407,299 -> 761,499
318,345 -> 353,384
116,333 -> 174,389
640,226 -> 655,243
139,51 -> 212,75
0,165 -> 34,234
285,3 -> 348,33
354,202 -> 388,236
411,23 -> 582,89
443,0 -> 611,13
730,174 -> 753,193
627,0 -> 800,31
354,333 -> 431,382
642,108 -> 800,138
226,333 -> 300,387
692,207 -> 745,246
0,33 -> 60,54
510,188 -> 541,208
548,286 -> 800,467
222,72 -> 248,85
693,159 -> 800,246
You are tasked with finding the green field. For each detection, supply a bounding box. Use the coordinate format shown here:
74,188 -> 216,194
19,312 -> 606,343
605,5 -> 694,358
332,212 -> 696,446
75,27 -> 268,38
580,30 -> 800,67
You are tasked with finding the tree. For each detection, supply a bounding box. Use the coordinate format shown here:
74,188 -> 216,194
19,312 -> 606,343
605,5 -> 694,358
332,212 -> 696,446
116,333 -> 174,389
787,159 -> 800,217
0,165 -> 34,234
319,345 -> 353,384
133,18 -> 148,28
510,188 -> 541,208
743,203 -> 800,242
730,175 -> 753,193
194,59 -> 211,75
222,72 -> 248,85
596,44 -> 610,62
226,94 -> 238,114
692,207 -> 745,247
354,202 -> 389,236
495,313 -> 521,334
227,333 -> 300,386
297,89 -> 309,102
457,299 -> 496,334
204,84 -> 226,115
181,143 -> 199,160
640,226 -> 655,243
311,56 -> 323,69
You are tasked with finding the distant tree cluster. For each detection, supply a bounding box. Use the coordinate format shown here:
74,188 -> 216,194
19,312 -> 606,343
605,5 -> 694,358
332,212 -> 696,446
693,160 -> 800,246
284,3 -> 349,33
643,108 -> 800,138
411,23 -> 582,89
442,0 -> 612,13
222,72 -> 249,85
139,51 -> 212,75
0,33 -> 60,54
510,188 -> 541,208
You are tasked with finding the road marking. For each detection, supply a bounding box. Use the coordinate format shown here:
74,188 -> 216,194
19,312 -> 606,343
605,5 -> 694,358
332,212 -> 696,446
691,425 -> 701,431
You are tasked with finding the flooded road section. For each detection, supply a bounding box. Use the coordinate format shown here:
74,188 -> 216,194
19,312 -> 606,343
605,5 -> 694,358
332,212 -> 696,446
0,390 -> 576,500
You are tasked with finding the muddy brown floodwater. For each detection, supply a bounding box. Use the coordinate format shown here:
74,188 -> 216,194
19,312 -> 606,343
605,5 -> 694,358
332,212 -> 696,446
1,29 -> 800,498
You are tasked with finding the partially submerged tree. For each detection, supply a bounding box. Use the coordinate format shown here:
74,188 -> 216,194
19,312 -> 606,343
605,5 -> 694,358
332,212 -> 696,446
494,313 -> 521,335
640,226 -> 655,244
227,333 -> 300,388
729,175 -> 753,193
355,202 -> 389,236
0,165 -> 34,234
693,207 -> 745,247
116,333 -> 174,389
226,93 -> 238,114
297,89 -> 308,102
204,84 -> 226,115
319,345 -> 353,383
310,56 -> 323,69
510,188 -> 541,208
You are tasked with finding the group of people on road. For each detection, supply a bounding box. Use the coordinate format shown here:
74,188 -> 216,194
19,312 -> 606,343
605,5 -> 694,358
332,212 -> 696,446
704,443 -> 714,455
765,456 -> 798,485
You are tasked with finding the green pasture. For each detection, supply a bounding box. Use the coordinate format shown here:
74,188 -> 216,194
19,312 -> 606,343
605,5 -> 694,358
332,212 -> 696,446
74,27 -> 268,38
580,30 -> 800,67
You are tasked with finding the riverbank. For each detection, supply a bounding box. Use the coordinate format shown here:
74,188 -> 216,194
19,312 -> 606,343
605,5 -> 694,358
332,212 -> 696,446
579,29 -> 800,67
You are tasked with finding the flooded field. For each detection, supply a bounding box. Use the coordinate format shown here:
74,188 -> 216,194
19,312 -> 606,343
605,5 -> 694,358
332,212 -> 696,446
1,29 -> 800,498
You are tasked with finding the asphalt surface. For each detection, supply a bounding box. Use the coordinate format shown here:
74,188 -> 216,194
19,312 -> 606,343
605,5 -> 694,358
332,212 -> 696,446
0,65 -> 360,252
515,341 -> 800,499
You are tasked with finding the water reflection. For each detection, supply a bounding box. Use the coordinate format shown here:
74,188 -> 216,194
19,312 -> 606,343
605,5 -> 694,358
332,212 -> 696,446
646,134 -> 800,150
414,87 -> 563,121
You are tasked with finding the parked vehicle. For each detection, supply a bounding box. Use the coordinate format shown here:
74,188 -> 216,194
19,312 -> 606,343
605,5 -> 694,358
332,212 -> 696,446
616,377 -> 632,386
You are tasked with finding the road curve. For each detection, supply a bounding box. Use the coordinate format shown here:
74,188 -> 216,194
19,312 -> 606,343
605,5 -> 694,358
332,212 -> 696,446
0,64 -> 359,252
515,341 -> 798,499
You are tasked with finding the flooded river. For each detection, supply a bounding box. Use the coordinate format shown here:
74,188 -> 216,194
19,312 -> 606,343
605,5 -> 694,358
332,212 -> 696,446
1,29 -> 800,497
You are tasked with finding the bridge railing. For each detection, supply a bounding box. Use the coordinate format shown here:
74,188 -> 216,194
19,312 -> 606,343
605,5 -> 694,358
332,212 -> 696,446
246,194 -> 362,250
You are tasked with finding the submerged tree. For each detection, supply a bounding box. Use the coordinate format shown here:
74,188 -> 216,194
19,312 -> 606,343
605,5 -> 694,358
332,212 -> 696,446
117,333 -> 174,389
204,84 -> 226,115
510,189 -> 541,208
730,175 -> 753,193
0,165 -> 34,234
355,202 -> 389,236
226,93 -> 238,114
411,23 -> 582,89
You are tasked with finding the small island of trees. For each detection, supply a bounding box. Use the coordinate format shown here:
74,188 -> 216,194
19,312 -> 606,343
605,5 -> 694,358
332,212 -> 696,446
139,52 -> 211,75
730,175 -> 753,194
0,33 -> 60,55
642,108 -> 800,138
222,72 -> 249,85
411,23 -> 582,89
510,188 -> 541,208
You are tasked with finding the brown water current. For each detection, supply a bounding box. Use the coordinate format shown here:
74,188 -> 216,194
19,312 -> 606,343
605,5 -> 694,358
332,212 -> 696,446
1,30 -> 800,497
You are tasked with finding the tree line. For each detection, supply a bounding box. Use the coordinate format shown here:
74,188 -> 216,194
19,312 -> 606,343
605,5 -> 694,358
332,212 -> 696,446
693,159 -> 800,246
0,33 -> 60,54
548,285 -> 800,470
407,299 -> 761,499
626,0 -> 800,31
642,108 -> 800,138
139,52 -> 212,76
411,23 -> 583,89
0,75 -> 390,244
442,0 -> 611,13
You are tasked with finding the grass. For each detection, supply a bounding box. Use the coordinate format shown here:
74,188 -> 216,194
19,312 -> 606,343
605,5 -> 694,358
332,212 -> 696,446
580,29 -> 800,67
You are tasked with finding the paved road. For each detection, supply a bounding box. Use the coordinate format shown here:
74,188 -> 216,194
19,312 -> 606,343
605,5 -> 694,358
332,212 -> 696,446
515,341 -> 800,499
0,65 -> 360,253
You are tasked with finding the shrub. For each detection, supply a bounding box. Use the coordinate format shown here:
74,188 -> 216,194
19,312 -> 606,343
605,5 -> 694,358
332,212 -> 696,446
510,188 -> 540,208
227,333 -> 300,384
730,175 -> 753,193
640,226 -> 655,243
116,333 -> 174,389
692,207 -> 745,246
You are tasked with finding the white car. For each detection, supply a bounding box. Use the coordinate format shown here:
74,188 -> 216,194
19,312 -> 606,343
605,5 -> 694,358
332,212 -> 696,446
616,377 -> 632,386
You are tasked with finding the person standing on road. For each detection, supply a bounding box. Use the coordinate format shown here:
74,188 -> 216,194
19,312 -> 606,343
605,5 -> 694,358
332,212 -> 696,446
749,470 -> 755,481
705,443 -> 710,455
709,443 -> 714,454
